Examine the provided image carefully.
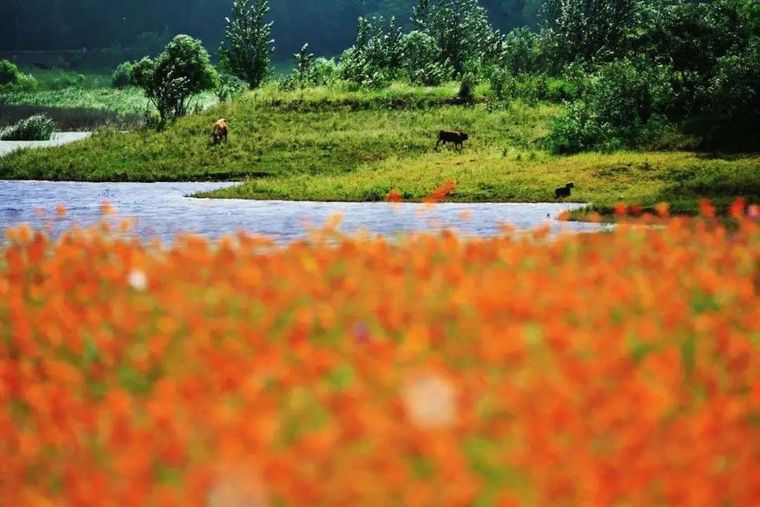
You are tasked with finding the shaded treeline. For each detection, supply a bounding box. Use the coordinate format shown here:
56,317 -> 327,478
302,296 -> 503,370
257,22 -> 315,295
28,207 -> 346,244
0,1 -> 545,59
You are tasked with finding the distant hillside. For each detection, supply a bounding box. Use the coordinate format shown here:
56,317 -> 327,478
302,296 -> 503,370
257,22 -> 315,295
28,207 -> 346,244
0,1 -> 543,62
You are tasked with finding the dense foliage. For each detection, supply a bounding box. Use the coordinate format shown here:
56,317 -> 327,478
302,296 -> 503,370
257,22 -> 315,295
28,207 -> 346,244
0,59 -> 37,91
129,35 -> 218,124
0,1 -> 545,59
0,113 -> 55,140
1,205 -> 758,505
220,0 -> 274,89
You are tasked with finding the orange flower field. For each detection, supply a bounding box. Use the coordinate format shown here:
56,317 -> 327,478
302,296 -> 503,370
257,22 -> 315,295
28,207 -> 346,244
1,206 -> 759,506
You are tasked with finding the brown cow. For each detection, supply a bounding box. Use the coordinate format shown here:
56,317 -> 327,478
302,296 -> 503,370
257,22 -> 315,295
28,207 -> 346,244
436,130 -> 469,151
212,119 -> 229,145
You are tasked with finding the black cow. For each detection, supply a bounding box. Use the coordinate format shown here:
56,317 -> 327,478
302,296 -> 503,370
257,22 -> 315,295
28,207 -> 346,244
436,130 -> 469,151
555,182 -> 575,199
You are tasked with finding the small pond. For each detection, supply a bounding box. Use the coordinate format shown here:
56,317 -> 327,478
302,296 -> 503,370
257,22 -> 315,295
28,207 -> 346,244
0,181 -> 610,243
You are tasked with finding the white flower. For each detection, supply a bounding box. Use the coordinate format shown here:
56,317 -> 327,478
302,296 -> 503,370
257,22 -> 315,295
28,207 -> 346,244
207,468 -> 267,507
127,269 -> 148,291
402,373 -> 458,429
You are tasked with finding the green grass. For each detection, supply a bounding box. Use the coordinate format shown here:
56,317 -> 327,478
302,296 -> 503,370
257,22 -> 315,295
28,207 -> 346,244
25,68 -> 112,89
0,87 -> 150,117
0,87 -> 218,118
0,68 -> 218,118
208,150 -> 759,215
1,83 -> 758,214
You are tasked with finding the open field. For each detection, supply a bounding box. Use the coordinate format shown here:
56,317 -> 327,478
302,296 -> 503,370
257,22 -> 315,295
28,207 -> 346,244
1,214 -> 758,505
1,84 -> 758,214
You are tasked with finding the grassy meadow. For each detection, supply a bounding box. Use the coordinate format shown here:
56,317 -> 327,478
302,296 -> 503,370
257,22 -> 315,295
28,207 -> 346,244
1,83 -> 758,214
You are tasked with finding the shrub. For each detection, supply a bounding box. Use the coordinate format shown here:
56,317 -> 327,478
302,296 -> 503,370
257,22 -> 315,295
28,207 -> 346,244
111,61 -> 134,89
47,72 -> 86,90
281,46 -> 339,91
0,114 -> 55,141
0,60 -> 21,86
311,58 -> 339,87
546,58 -> 676,153
130,35 -> 218,125
215,73 -> 249,102
458,72 -> 477,103
0,60 -> 38,91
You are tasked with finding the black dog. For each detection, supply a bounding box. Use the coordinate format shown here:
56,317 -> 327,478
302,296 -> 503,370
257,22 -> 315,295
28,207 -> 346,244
555,182 -> 575,199
436,130 -> 469,150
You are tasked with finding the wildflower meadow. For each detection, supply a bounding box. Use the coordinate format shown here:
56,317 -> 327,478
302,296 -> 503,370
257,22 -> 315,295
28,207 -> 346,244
1,202 -> 758,506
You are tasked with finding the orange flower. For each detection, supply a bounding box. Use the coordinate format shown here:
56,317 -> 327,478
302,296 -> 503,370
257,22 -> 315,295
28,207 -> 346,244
386,190 -> 403,203
0,208 -> 757,506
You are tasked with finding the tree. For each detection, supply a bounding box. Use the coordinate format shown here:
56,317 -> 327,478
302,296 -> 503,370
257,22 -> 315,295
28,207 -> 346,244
411,0 -> 496,76
541,0 -> 637,68
220,0 -> 274,89
130,35 -> 217,124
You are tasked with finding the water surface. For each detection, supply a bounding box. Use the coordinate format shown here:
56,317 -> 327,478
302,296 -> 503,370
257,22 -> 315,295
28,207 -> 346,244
0,181 -> 609,243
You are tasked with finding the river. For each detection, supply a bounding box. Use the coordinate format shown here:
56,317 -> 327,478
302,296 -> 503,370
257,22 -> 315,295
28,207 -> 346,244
0,181 -> 609,243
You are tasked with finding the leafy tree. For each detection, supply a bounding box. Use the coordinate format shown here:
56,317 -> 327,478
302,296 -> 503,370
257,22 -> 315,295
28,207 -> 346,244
494,26 -> 545,75
401,30 -> 450,85
412,0 -> 496,76
710,36 -> 760,120
339,16 -> 404,87
546,58 -> 675,153
130,35 -> 217,124
541,0 -> 637,68
220,0 -> 274,89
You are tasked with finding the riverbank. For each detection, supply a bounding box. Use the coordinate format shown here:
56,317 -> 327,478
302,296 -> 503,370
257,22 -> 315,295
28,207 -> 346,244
1,84 -> 758,215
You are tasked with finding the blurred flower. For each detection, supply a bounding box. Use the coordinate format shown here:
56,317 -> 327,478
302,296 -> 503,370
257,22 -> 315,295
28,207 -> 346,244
127,269 -> 148,291
402,373 -> 457,429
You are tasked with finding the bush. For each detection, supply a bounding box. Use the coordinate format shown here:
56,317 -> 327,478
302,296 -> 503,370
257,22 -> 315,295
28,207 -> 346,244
47,72 -> 86,90
458,72 -> 477,103
111,61 -> 134,89
0,114 -> 55,141
0,60 -> 38,91
546,58 -> 676,153
281,49 -> 339,91
0,60 -> 21,86
216,73 -> 249,102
